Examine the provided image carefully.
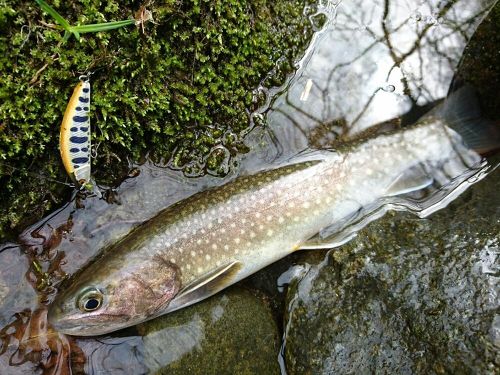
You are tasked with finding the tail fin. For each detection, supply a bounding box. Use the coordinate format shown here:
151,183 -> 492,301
437,85 -> 500,156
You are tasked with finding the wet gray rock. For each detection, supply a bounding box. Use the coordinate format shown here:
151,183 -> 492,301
283,168 -> 499,374
0,245 -> 38,327
137,287 -> 280,375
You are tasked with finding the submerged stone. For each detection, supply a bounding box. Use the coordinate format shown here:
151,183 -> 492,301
137,287 -> 280,374
283,167 -> 499,374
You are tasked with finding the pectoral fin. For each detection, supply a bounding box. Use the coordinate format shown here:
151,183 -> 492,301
162,260 -> 242,314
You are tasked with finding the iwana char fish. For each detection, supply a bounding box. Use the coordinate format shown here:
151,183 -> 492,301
48,87 -> 498,336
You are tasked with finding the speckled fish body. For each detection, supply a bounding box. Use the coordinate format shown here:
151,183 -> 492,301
48,117 -> 485,336
60,78 -> 91,186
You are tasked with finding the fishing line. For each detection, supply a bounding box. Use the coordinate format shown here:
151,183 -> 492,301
0,243 -> 20,254
0,161 -> 74,188
28,191 -> 78,236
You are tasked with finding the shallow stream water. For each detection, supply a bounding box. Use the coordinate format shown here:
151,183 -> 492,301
1,0 -> 499,373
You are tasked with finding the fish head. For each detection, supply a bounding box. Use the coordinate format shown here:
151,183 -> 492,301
48,254 -> 181,336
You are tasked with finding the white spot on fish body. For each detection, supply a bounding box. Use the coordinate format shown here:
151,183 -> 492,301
267,229 -> 274,236
205,254 -> 211,260
191,251 -> 196,257
234,238 -> 241,244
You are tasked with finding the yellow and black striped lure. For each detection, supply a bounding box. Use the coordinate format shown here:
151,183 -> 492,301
60,76 -> 91,187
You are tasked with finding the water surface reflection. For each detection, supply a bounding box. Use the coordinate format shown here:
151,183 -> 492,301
261,0 -> 496,155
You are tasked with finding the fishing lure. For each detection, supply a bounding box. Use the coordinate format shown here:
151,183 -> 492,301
60,76 -> 91,187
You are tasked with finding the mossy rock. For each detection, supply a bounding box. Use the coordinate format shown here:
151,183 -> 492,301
137,287 -> 280,374
283,165 -> 500,374
454,0 -> 500,119
0,0 -> 314,239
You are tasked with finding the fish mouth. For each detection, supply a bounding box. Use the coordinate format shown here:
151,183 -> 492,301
48,299 -> 144,336
47,301 -> 83,336
47,301 -> 110,337
50,322 -> 93,336
48,315 -> 115,337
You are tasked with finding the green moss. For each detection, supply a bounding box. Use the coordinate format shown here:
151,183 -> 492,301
0,0 -> 314,238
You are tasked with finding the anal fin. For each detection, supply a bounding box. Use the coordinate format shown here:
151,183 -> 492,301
298,232 -> 357,250
385,164 -> 433,196
162,260 -> 242,314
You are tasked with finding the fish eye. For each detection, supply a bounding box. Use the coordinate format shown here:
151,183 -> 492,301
78,288 -> 104,312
